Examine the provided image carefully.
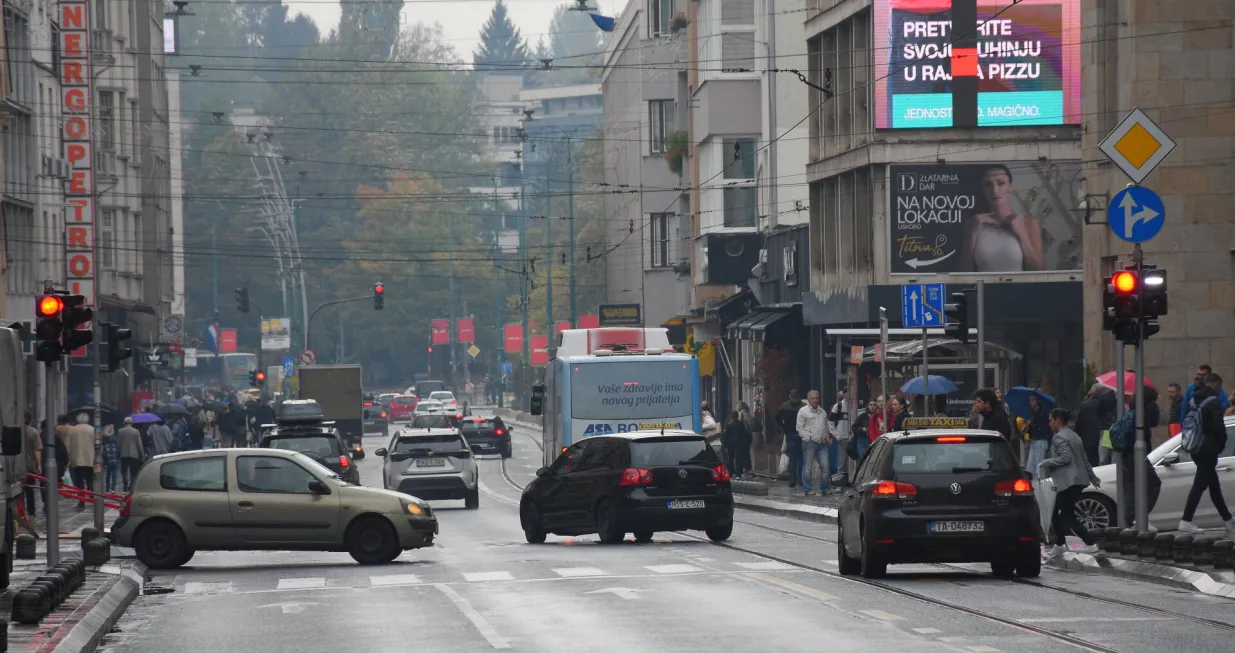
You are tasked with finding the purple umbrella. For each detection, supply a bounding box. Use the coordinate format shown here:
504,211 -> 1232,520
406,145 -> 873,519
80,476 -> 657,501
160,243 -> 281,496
129,413 -> 163,424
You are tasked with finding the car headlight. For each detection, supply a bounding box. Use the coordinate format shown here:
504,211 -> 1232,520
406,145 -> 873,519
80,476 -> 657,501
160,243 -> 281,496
404,499 -> 429,516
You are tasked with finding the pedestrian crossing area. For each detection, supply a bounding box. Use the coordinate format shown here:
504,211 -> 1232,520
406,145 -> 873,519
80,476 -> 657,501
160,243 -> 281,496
168,559 -> 802,596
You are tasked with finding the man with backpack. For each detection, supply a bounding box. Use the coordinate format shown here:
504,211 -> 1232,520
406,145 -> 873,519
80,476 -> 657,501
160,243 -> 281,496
1107,387 -> 1162,528
1178,374 -> 1235,537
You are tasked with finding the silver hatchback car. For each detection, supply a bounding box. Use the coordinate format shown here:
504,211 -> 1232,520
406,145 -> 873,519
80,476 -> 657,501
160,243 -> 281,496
377,428 -> 481,509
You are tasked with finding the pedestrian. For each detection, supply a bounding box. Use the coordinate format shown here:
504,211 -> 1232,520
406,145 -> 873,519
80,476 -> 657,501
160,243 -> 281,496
701,401 -> 721,452
827,391 -> 850,479
66,413 -> 96,510
22,412 -> 42,520
1040,407 -> 1101,559
849,399 -> 871,464
1166,383 -> 1184,436
1075,384 -> 1113,466
776,390 -> 806,487
148,418 -> 175,457
1183,364 -> 1229,413
1024,394 -> 1053,479
974,389 -> 1014,450
102,427 -> 121,494
723,406 -> 752,478
886,395 -> 908,432
54,415 -> 71,482
796,390 -> 831,496
116,418 -> 145,492
1178,375 -> 1235,537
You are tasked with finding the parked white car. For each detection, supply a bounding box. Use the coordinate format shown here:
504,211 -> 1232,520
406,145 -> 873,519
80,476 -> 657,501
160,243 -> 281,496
1057,415 -> 1235,532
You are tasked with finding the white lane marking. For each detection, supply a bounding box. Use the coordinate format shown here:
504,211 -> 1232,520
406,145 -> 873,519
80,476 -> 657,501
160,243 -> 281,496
553,567 -> 609,578
276,577 -> 326,590
646,564 -> 703,574
1019,617 -> 1172,623
734,561 -> 795,571
912,627 -> 942,634
183,581 -> 234,594
258,601 -> 317,614
464,571 -> 514,582
861,609 -> 906,621
966,647 -> 1000,652
370,574 -> 422,586
744,573 -> 837,601
435,583 -> 511,649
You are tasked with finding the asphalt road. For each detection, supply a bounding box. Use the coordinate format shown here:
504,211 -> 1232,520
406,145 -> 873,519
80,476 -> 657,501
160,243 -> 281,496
100,414 -> 1235,653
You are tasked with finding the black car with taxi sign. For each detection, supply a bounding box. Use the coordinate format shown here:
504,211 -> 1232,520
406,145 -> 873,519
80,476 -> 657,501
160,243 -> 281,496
832,417 -> 1041,579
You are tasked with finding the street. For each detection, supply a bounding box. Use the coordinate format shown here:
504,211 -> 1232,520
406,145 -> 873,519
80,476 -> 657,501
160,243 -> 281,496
99,413 -> 1235,653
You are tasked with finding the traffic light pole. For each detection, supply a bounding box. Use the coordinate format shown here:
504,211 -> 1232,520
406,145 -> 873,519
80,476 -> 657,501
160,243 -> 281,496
880,308 -> 889,430
921,327 -> 930,413
1133,246 -> 1148,532
1114,339 -> 1125,529
44,361 -> 60,566
975,280 -> 985,388
304,295 -> 371,352
92,315 -> 105,529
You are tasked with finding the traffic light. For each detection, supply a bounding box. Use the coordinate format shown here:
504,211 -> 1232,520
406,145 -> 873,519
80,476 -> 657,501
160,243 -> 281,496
60,294 -> 93,352
1141,266 -> 1167,317
105,322 -> 132,372
427,346 -> 433,354
1102,266 -> 1165,343
374,282 -> 385,310
943,291 -> 970,343
235,287 -> 250,313
35,295 -> 64,363
255,370 -> 266,386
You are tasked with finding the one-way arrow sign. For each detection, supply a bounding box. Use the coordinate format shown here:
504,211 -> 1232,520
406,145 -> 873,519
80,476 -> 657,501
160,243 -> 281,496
1107,186 -> 1165,244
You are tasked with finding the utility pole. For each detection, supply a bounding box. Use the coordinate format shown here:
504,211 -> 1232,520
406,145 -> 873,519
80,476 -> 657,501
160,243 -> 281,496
518,124 -> 530,405
975,279 -> 985,388
545,150 -> 553,335
567,139 -> 576,327
446,211 -> 458,385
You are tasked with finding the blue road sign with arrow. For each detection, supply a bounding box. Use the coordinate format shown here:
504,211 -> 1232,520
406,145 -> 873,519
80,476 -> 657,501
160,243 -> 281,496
1108,186 -> 1165,244
283,357 -> 295,377
902,283 -> 946,328
501,361 -> 513,376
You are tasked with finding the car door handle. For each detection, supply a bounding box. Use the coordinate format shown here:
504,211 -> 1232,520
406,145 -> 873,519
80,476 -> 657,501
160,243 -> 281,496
238,501 -> 255,508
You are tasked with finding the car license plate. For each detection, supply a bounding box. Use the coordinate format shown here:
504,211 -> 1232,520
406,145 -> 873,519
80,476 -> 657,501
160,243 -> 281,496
929,521 -> 984,533
415,458 -> 446,467
667,500 -> 705,510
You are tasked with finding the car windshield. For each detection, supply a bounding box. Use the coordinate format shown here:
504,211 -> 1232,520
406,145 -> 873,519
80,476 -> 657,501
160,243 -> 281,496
266,435 -> 341,459
393,434 -> 466,454
430,392 -> 455,401
892,439 -> 1019,473
410,415 -> 454,429
395,396 -> 418,405
630,438 -> 718,467
416,402 -> 442,412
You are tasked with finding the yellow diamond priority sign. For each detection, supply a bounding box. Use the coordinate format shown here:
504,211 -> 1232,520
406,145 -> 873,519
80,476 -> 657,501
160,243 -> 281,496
1098,108 -> 1176,185
467,344 -> 480,358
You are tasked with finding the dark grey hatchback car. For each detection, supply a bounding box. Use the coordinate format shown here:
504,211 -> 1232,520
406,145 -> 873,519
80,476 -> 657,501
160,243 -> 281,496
519,431 -> 734,544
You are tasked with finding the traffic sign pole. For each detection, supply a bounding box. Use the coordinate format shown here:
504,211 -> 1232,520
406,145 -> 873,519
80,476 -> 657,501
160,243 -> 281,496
880,307 -> 889,431
1114,340 -> 1125,529
922,327 -> 930,412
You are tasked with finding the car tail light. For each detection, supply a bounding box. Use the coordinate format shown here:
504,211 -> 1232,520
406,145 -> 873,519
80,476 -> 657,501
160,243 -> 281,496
120,493 -> 133,517
618,468 -> 653,486
711,465 -> 731,481
364,402 -> 374,407
494,428 -> 506,436
455,413 -> 463,419
872,480 -> 918,499
936,436 -> 967,443
340,456 -> 351,469
994,478 -> 1033,496
380,412 -> 387,418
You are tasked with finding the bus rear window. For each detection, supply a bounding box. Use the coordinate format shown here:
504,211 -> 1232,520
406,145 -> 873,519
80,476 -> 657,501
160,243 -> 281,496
570,360 -> 693,420
892,440 -> 1018,474
630,438 -> 718,467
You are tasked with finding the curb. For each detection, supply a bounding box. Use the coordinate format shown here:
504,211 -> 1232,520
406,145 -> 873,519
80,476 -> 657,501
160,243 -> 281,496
734,495 -> 839,525
52,563 -> 147,653
1048,553 -> 1235,598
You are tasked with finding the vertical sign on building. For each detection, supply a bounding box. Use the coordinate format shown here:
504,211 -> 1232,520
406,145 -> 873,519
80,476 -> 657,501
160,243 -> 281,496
60,0 -> 95,355
456,317 -> 475,343
430,319 -> 450,344
950,0 -> 978,128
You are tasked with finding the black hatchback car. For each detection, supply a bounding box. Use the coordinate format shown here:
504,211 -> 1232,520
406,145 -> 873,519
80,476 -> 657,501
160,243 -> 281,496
833,418 -> 1040,579
460,416 -> 512,458
258,426 -> 361,485
519,431 -> 734,544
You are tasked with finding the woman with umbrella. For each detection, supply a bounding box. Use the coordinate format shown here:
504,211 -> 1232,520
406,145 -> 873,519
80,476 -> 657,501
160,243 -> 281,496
1005,387 -> 1055,479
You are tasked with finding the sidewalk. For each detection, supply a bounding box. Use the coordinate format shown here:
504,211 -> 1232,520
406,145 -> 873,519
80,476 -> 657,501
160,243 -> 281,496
730,478 -> 842,524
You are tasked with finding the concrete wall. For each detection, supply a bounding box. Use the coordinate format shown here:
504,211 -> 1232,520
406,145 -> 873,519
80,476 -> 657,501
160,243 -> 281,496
1079,0 -> 1235,387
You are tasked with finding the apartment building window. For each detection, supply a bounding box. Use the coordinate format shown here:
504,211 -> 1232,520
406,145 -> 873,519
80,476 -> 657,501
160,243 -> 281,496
720,0 -> 756,72
648,100 -> 674,154
3,113 -> 34,201
723,187 -> 757,228
648,0 -> 672,37
814,10 -> 871,158
2,202 -> 34,295
650,213 -> 675,267
722,137 -> 756,179
130,99 -> 140,162
99,91 -> 115,150
492,126 -> 519,144
100,209 -> 116,269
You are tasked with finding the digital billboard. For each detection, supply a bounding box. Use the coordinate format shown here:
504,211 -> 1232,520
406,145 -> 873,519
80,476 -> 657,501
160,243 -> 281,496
888,161 -> 1083,274
873,0 -> 1081,129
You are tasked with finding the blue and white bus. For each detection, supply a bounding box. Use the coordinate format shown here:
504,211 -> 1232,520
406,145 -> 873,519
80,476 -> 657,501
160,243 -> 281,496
531,327 -> 702,466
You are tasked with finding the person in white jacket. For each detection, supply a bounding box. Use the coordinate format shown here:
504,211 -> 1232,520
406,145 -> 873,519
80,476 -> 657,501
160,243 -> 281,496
797,391 -> 831,495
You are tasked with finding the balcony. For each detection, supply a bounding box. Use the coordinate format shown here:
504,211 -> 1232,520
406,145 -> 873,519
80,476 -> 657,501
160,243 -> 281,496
92,30 -> 116,65
95,150 -> 120,180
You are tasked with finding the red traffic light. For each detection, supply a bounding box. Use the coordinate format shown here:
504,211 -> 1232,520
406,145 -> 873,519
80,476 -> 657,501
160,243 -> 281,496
1113,271 -> 1137,293
37,295 -> 64,316
375,284 -> 384,294
427,346 -> 433,353
255,371 -> 266,382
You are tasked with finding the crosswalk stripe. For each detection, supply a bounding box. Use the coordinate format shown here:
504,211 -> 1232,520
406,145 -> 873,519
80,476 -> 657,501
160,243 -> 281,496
734,561 -> 795,571
370,574 -> 422,586
463,571 -> 514,582
552,567 -> 608,578
277,577 -> 326,590
646,564 -> 702,574
183,581 -> 234,594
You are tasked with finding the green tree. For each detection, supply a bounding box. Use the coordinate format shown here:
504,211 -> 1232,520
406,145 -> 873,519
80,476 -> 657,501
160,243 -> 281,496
546,3 -> 605,82
473,1 -> 530,73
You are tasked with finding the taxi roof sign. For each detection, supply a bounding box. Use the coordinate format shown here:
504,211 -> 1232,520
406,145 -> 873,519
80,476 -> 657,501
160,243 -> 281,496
901,417 -> 970,430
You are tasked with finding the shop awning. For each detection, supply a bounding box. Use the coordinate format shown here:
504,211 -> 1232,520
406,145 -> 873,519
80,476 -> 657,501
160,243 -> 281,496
728,310 -> 791,340
749,311 -> 790,340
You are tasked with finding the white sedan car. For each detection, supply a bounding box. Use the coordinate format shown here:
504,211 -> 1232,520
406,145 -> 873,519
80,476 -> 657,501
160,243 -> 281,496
429,391 -> 458,410
414,399 -> 443,415
1063,415 -> 1235,532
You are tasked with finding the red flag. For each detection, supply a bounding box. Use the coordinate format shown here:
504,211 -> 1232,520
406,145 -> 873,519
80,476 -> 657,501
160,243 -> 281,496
430,319 -> 450,344
456,317 -> 475,343
578,314 -> 600,329
531,336 -> 549,366
220,329 -> 238,353
555,321 -> 571,335
503,324 -> 523,353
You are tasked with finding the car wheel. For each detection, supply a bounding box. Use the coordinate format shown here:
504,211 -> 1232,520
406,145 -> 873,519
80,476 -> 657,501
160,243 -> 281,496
836,524 -> 861,576
705,521 -> 733,542
633,530 -> 654,543
135,521 -> 191,570
859,527 -> 887,579
990,562 -> 1016,578
501,445 -> 512,459
595,502 -> 625,544
1016,555 -> 1042,578
1074,493 -> 1115,532
347,517 -> 401,565
521,501 -> 547,544
465,485 -> 480,510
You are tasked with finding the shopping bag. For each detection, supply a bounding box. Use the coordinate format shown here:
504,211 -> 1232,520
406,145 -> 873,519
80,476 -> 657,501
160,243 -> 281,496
1035,479 -> 1056,542
777,453 -> 789,475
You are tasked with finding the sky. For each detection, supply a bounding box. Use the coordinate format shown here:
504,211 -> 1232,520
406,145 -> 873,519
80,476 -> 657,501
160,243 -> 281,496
284,0 -> 623,61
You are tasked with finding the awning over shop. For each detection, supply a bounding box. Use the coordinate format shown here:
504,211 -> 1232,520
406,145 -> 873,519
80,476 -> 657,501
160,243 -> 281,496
728,310 -> 792,341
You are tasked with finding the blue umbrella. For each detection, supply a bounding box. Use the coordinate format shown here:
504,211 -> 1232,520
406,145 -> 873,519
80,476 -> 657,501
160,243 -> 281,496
900,375 -> 959,395
1004,386 -> 1056,420
128,413 -> 163,424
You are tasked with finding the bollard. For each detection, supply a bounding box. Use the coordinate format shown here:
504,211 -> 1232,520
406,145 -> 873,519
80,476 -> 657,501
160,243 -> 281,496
1137,531 -> 1156,557
60,560 -> 85,588
79,527 -> 100,542
28,581 -> 59,609
82,538 -> 109,566
1212,540 -> 1233,570
52,564 -> 81,591
1193,536 -> 1215,566
1101,527 -> 1122,553
1119,528 -> 1138,556
33,575 -> 66,605
14,534 -> 35,560
10,587 -> 49,624
1173,534 -> 1195,564
1154,533 -> 1176,560
43,569 -> 74,601
0,616 -> 8,652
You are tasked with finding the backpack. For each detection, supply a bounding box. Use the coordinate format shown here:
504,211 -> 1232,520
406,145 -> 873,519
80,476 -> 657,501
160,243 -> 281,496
1108,410 -> 1136,453
1181,396 -> 1218,455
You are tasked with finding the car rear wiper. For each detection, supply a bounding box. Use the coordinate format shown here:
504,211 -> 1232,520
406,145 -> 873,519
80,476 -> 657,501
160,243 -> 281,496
951,466 -> 988,473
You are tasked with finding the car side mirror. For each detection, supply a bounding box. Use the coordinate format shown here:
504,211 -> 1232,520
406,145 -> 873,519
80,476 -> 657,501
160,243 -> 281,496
830,472 -> 849,487
389,452 -> 410,462
471,444 -> 483,454
308,480 -> 330,495
374,448 -> 388,457
536,467 -> 550,478
1161,451 -> 1180,466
